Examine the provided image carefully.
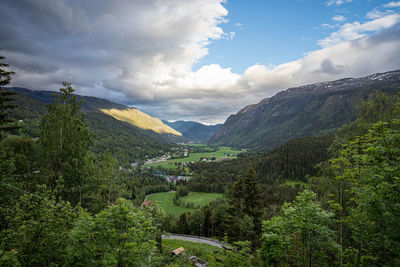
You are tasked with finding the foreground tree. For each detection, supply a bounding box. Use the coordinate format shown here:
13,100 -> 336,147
66,198 -> 158,266
38,82 -> 95,206
0,55 -> 19,140
3,187 -> 76,266
260,190 -> 338,266
346,120 -> 400,266
227,168 -> 263,248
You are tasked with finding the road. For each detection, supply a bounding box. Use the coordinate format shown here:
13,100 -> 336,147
162,233 -> 226,248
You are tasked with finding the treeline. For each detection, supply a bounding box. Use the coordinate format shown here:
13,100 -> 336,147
188,135 -> 333,193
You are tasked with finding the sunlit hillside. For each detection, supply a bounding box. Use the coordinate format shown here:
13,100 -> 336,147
100,108 -> 182,136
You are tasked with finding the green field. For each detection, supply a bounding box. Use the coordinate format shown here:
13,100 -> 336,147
148,192 -> 224,217
146,145 -> 242,169
163,239 -> 223,266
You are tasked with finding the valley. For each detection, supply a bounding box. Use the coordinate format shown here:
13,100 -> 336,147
2,58 -> 400,266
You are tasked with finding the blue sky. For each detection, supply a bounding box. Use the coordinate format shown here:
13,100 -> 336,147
2,0 -> 400,123
197,0 -> 385,73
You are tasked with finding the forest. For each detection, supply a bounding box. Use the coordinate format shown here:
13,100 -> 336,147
1,55 -> 400,266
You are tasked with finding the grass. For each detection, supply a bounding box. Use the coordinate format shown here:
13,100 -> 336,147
162,239 -> 224,266
148,192 -> 224,217
146,146 -> 242,169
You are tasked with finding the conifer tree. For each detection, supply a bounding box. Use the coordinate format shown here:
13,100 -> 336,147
38,82 -> 94,206
0,55 -> 19,140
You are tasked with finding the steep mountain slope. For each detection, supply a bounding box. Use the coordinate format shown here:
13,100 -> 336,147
208,70 -> 400,150
101,108 -> 181,136
8,87 -> 181,160
163,120 -> 221,143
10,87 -> 181,137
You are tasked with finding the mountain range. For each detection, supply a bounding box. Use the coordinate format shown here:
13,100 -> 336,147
7,87 -> 184,161
208,70 -> 400,150
163,120 -> 221,143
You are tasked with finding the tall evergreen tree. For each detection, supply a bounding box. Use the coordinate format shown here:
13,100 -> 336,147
228,168 -> 263,248
0,55 -> 19,140
38,82 -> 94,206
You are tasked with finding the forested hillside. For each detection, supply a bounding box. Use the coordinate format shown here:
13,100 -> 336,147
7,87 -> 177,161
209,70 -> 400,150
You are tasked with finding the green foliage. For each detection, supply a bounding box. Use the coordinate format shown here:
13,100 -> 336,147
66,198 -> 158,266
176,185 -> 189,198
227,169 -> 263,248
0,250 -> 20,267
3,187 -> 76,266
345,120 -> 400,265
38,82 -> 95,206
260,190 -> 338,266
0,55 -> 18,140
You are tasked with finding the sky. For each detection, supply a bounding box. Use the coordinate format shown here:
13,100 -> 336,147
1,0 -> 400,124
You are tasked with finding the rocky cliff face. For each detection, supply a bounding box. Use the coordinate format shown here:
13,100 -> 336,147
208,70 -> 400,150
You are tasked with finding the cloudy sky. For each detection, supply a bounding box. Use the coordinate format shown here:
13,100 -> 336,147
1,0 -> 400,124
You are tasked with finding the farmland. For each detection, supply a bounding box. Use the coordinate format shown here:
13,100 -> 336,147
145,144 -> 243,170
147,191 -> 224,217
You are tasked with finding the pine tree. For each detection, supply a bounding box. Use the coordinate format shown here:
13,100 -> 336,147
0,55 -> 19,140
38,82 -> 94,206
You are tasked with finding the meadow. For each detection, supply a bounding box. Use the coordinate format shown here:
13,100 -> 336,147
146,145 -> 242,169
147,191 -> 224,217
162,239 -> 224,266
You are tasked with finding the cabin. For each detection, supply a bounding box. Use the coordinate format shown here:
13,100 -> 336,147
142,200 -> 152,208
171,247 -> 185,256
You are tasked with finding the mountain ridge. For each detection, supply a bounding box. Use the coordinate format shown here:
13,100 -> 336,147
8,87 -> 182,137
208,69 -> 400,150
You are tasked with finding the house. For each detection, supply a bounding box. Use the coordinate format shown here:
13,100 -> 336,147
171,247 -> 185,256
142,200 -> 152,208
168,176 -> 178,182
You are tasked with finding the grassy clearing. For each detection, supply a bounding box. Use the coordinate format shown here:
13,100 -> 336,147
163,239 -> 224,266
148,192 -> 224,217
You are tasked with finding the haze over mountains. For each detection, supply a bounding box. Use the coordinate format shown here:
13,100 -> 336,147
208,70 -> 400,150
163,120 -> 221,143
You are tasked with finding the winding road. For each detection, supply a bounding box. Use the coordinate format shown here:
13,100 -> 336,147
162,233 -> 227,249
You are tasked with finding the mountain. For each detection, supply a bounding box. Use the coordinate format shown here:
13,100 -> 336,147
7,87 -> 184,161
208,70 -> 400,150
163,120 -> 221,143
10,87 -> 181,137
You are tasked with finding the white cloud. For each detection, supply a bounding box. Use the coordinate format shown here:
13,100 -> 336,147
333,15 -> 346,22
326,0 -> 352,7
235,22 -> 243,28
384,1 -> 400,8
318,14 -> 400,47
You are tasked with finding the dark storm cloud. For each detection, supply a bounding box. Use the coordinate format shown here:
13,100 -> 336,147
1,1 -> 400,123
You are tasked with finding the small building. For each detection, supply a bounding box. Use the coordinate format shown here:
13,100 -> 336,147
168,176 -> 178,182
171,247 -> 185,256
142,200 -> 152,208
190,256 -> 209,267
